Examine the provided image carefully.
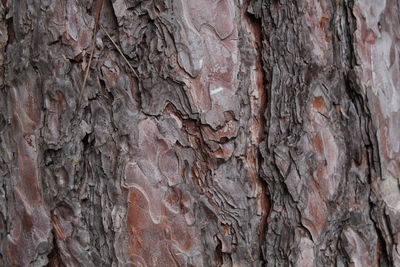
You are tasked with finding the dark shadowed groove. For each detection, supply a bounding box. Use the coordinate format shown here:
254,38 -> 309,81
244,0 -> 270,254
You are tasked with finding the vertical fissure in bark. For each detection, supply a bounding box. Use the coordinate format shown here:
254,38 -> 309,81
48,215 -> 65,267
371,201 -> 391,266
244,0 -> 270,249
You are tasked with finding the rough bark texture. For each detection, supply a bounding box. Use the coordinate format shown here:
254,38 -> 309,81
252,0 -> 400,266
0,0 -> 399,266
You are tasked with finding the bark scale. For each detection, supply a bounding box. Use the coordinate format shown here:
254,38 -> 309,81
0,0 -> 398,266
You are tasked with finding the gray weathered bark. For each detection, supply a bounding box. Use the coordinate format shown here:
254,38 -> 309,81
252,0 -> 400,266
0,0 -> 399,266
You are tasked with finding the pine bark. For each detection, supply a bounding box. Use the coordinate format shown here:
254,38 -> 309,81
0,0 -> 399,266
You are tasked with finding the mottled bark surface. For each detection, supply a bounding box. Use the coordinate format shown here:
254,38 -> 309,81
252,0 -> 400,266
0,0 -> 399,266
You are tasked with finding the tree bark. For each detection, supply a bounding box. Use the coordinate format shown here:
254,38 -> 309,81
0,0 -> 399,266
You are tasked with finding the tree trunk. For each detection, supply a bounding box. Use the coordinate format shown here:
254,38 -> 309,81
0,0 -> 399,266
